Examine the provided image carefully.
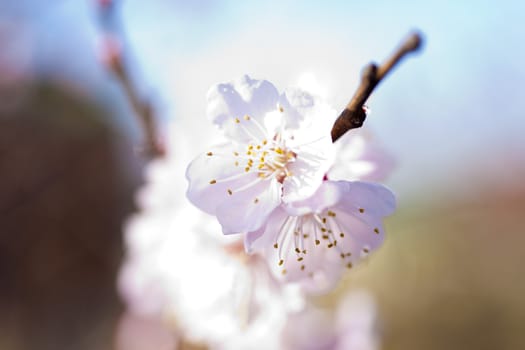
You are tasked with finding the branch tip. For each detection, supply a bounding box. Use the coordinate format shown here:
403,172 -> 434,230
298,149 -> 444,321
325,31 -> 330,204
362,63 -> 378,82
404,31 -> 423,53
331,30 -> 424,142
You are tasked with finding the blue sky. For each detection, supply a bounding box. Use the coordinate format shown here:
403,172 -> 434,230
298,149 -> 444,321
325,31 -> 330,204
2,0 -> 524,198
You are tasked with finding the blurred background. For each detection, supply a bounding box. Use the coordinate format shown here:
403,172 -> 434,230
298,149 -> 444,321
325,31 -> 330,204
1,0 -> 524,349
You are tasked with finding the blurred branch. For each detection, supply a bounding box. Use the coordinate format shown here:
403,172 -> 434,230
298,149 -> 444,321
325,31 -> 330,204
331,31 -> 423,142
96,0 -> 164,158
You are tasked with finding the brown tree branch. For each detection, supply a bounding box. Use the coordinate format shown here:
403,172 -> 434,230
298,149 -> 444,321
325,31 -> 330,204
331,31 -> 423,142
96,0 -> 164,158
106,45 -> 164,158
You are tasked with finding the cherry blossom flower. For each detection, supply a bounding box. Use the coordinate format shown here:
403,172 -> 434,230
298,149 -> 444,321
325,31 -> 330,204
186,75 -> 336,234
119,202 -> 304,349
245,180 -> 395,294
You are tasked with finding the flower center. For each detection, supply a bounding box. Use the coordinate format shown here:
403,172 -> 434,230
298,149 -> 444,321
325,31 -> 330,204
236,113 -> 297,183
206,113 -> 298,198
272,209 -> 379,276
246,138 -> 297,184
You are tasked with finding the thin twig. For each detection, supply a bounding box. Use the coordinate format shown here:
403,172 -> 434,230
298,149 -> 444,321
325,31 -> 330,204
107,48 -> 164,158
96,0 -> 164,158
331,31 -> 423,142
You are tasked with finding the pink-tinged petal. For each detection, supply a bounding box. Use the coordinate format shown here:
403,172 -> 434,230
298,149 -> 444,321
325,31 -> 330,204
329,210 -> 385,263
336,181 -> 396,218
276,88 -> 313,129
244,207 -> 288,253
244,226 -> 267,255
186,143 -> 261,215
276,246 -> 343,295
321,181 -> 395,265
282,157 -> 323,203
279,87 -> 338,132
282,134 -> 335,203
284,181 -> 341,216
282,87 -> 315,110
355,147 -> 396,182
253,209 -> 344,294
329,130 -> 396,182
216,177 -> 281,234
244,207 -> 342,293
206,75 -> 279,142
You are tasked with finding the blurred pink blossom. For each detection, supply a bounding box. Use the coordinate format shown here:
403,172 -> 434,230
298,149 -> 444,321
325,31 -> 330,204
0,20 -> 34,112
329,129 -> 395,182
119,203 -> 304,348
115,312 -> 178,350
282,290 -> 380,350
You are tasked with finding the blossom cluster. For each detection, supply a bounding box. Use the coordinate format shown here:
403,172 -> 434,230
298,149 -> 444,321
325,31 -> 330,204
187,75 -> 396,293
117,75 -> 395,349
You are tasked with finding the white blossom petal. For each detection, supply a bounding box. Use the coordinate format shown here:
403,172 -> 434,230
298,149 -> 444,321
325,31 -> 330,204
283,180 -> 341,216
216,177 -> 282,234
282,129 -> 335,203
336,181 -> 396,218
329,130 -> 395,182
207,75 -> 279,142
244,207 -> 288,254
186,142 -> 277,215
